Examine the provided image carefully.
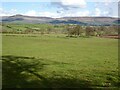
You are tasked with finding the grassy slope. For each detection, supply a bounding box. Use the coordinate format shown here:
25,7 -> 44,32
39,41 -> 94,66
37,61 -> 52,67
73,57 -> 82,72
2,34 -> 118,88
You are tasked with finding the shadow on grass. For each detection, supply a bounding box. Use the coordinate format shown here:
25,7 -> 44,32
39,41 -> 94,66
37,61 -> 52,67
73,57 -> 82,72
2,55 -> 93,89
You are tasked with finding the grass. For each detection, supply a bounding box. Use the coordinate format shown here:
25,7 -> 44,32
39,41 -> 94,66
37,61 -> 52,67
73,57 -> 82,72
2,34 -> 119,88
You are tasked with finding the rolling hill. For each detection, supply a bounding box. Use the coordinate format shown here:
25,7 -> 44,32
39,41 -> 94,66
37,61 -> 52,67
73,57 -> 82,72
1,14 -> 119,26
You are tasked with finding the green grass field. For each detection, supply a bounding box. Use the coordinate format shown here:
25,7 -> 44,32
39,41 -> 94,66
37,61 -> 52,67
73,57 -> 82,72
2,34 -> 119,88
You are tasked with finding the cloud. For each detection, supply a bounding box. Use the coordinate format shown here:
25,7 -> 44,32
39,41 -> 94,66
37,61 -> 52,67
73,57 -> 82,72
63,10 -> 90,17
0,8 -> 60,18
77,11 -> 90,16
0,8 -> 10,16
0,8 -> 17,16
103,11 -> 109,15
39,11 -> 61,18
50,0 -> 88,17
94,8 -> 101,16
0,1 -> 118,18
51,0 -> 87,10
23,10 -> 61,18
93,8 -> 110,17
24,10 -> 37,16
60,0 -> 86,8
94,2 -> 118,17
38,10 -> 90,18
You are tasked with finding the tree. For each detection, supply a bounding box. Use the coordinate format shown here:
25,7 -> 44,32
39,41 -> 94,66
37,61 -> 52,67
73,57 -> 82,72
74,25 -> 83,37
85,26 -> 94,37
67,25 -> 84,37
95,26 -> 106,36
110,25 -> 119,35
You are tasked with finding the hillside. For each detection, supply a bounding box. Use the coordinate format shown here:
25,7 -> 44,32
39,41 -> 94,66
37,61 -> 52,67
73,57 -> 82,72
1,14 -> 119,26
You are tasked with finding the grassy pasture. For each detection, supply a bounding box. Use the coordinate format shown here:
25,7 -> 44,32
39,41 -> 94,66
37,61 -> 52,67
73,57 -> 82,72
2,34 -> 119,88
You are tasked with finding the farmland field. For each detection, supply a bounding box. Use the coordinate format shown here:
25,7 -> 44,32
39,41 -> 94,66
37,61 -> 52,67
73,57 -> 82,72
2,34 -> 119,88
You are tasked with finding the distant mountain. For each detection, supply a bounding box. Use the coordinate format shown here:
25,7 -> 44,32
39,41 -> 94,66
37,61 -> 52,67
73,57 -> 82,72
1,14 -> 54,23
1,14 -> 119,26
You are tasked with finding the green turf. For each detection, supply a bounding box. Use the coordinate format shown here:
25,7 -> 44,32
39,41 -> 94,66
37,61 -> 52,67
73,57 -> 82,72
2,34 -> 119,88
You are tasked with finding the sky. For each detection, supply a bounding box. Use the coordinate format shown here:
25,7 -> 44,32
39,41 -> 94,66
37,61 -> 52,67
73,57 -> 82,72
0,0 -> 119,18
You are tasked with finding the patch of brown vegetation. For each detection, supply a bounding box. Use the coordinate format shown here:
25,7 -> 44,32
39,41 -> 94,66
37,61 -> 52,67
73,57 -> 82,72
101,35 -> 120,39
